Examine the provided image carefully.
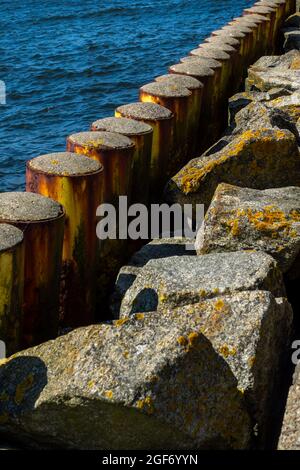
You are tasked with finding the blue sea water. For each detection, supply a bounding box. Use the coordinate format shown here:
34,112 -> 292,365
0,0 -> 253,191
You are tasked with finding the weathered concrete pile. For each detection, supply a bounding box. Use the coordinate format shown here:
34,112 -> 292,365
0,0 -> 300,451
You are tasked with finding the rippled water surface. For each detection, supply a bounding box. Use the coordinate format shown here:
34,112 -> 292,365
0,0 -> 253,190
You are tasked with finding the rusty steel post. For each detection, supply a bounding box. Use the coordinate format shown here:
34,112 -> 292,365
139,81 -> 192,174
169,60 -> 218,150
154,73 -> 203,157
67,131 -> 135,205
211,28 -> 250,72
255,1 -> 289,51
189,44 -> 235,105
0,224 -> 24,355
26,152 -> 103,328
66,132 -> 135,311
243,5 -> 278,53
115,102 -> 173,200
230,14 -> 272,59
0,192 -> 65,349
91,117 -> 153,205
221,23 -> 255,68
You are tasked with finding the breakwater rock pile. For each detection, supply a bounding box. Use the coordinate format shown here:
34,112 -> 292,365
1,1 -> 300,450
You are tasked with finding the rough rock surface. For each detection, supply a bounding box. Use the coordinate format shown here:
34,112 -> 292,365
228,89 -> 292,124
196,184 -> 300,273
164,129 -> 300,211
278,363 -> 300,450
117,251 -> 284,318
110,238 -> 195,318
0,291 -> 293,450
284,31 -> 300,52
246,50 -> 300,92
284,13 -> 300,29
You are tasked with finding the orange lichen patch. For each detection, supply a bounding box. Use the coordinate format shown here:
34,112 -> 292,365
105,390 -> 113,399
136,396 -> 154,415
199,289 -> 207,298
290,57 -> 300,70
114,317 -> 130,327
178,129 -> 290,194
135,313 -> 145,320
188,332 -> 199,347
219,344 -> 237,358
14,374 -> 34,405
214,299 -> 225,311
248,356 -> 256,368
177,336 -> 188,347
246,205 -> 298,237
228,219 -> 240,236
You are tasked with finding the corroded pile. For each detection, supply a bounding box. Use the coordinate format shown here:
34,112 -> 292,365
0,1 -> 300,451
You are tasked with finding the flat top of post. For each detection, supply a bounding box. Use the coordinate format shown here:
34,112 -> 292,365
169,62 -> 214,78
155,73 -> 203,90
0,223 -> 23,252
212,28 -> 246,39
233,14 -> 269,24
68,131 -> 134,150
116,102 -> 173,121
181,56 -> 222,69
205,35 -> 240,47
222,23 -> 253,34
191,47 -> 231,61
91,117 -> 153,136
244,5 -> 275,14
200,42 -> 237,53
27,152 -> 102,176
140,81 -> 191,98
0,192 -> 63,222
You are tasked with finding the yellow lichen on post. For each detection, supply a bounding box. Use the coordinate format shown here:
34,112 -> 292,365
26,152 -> 104,327
115,102 -> 173,200
154,73 -> 204,157
0,224 -> 24,355
139,81 -> 192,174
66,131 -> 135,205
91,117 -> 153,205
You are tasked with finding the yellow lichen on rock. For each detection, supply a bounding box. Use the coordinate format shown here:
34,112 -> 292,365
15,374 -> 34,405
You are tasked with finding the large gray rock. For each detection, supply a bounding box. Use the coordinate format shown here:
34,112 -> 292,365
284,31 -> 300,52
164,129 -> 300,212
197,184 -> 300,274
110,238 -> 195,318
230,100 -> 300,141
228,89 -> 292,125
118,251 -> 285,318
278,363 -> 300,450
0,291 -> 293,449
246,50 -> 300,93
284,13 -> 300,29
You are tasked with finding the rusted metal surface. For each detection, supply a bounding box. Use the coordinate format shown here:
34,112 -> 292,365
26,153 -> 104,327
115,103 -> 173,200
0,193 -> 65,349
139,82 -> 193,174
243,5 -> 278,54
66,131 -> 135,205
154,73 -> 203,157
0,224 -> 24,355
91,117 -> 153,205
